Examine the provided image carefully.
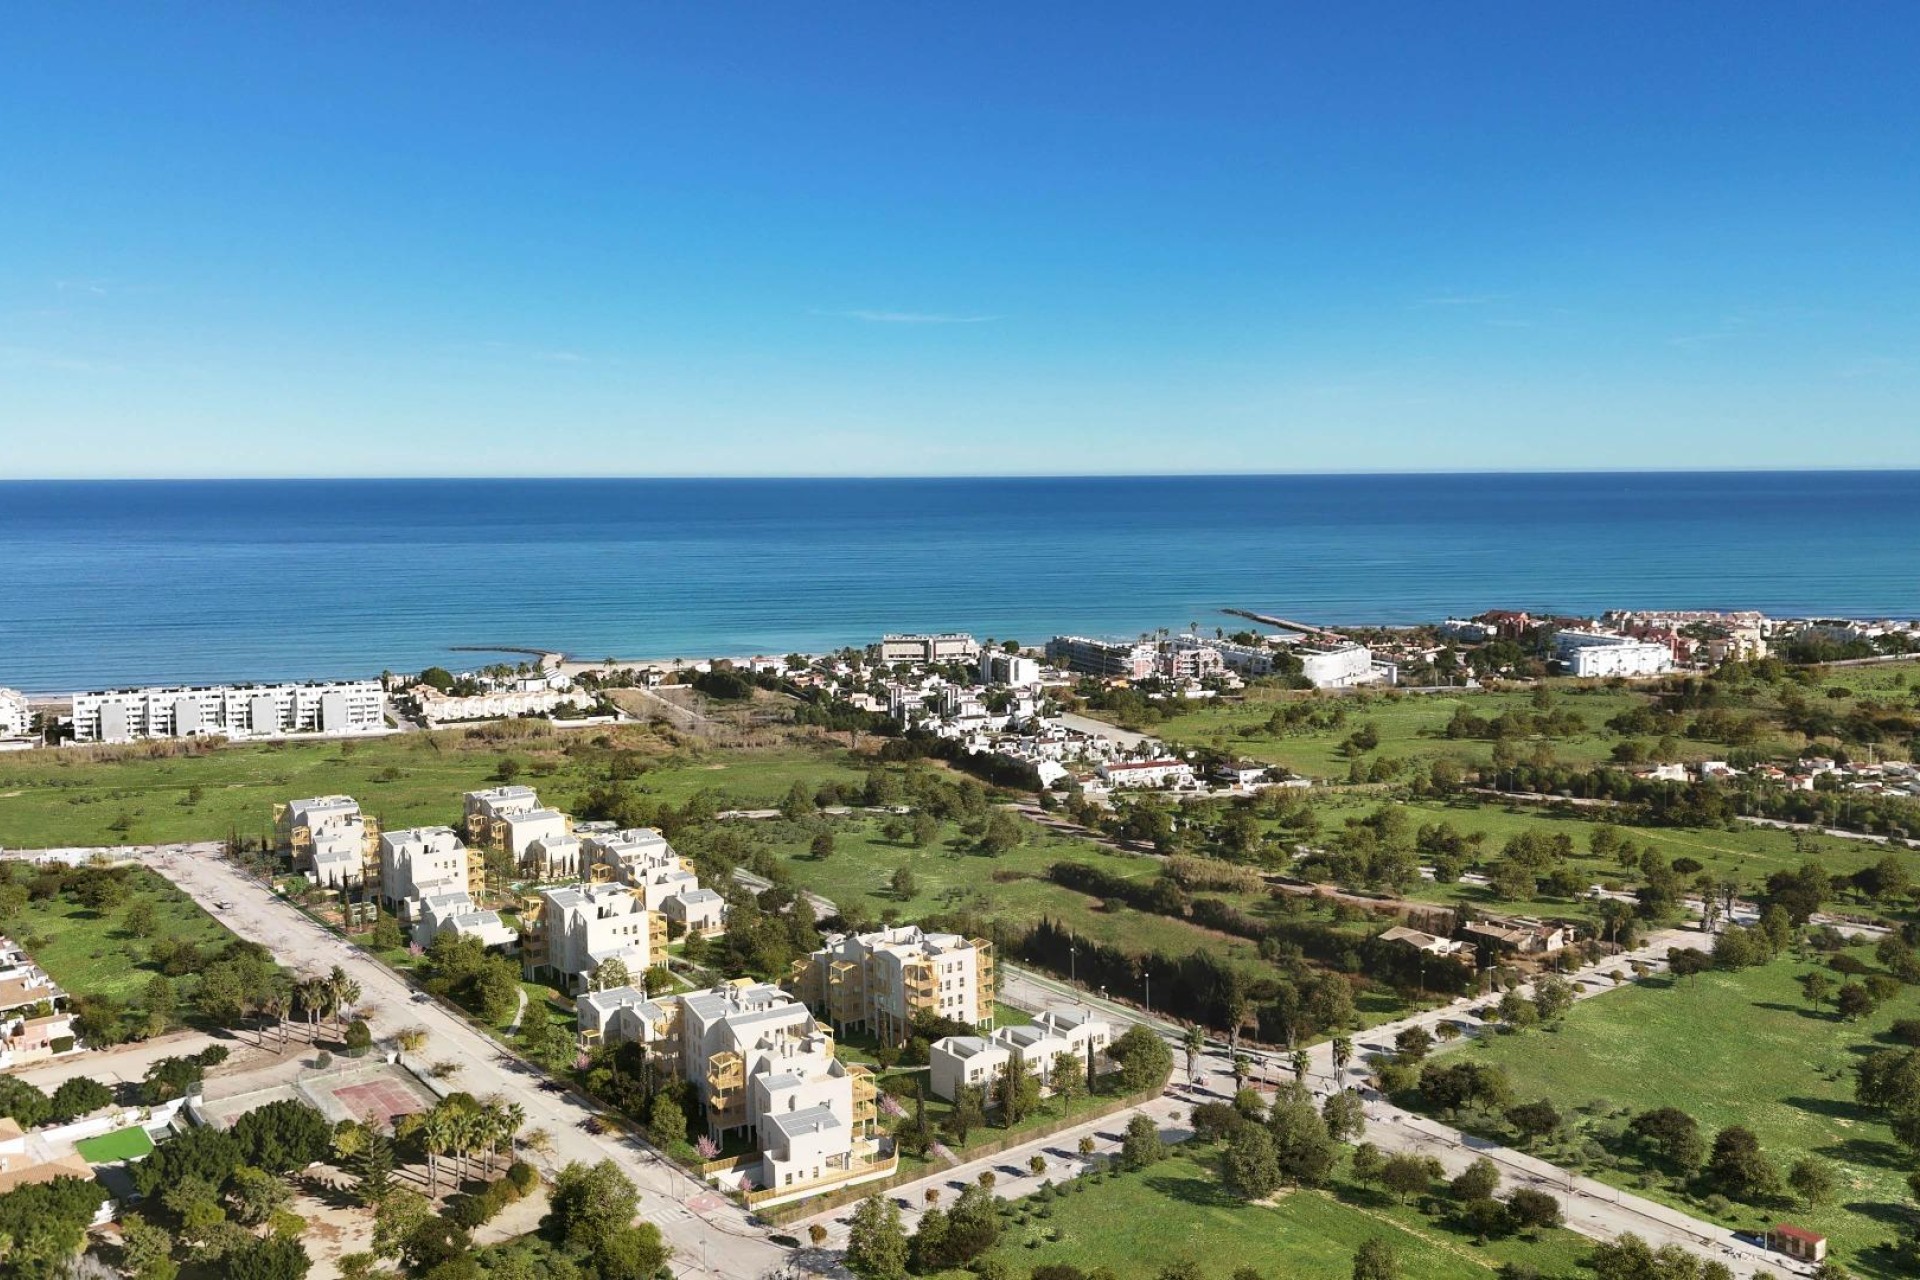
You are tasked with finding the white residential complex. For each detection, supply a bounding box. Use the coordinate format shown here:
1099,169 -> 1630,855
877,633 -> 981,664
0,688 -> 30,740
276,795 -> 380,889
978,651 -> 1042,686
526,882 -> 662,994
411,683 -> 593,725
1295,641 -> 1380,689
1553,630 -> 1675,678
70,679 -> 386,743
1097,758 -> 1195,790
463,785 -> 569,862
413,888 -> 517,952
928,1006 -> 1113,1102
577,979 -> 884,1204
791,925 -> 996,1045
1045,636 -> 1157,680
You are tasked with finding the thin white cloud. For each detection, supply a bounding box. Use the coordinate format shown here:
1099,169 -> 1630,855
814,309 -> 999,325
55,278 -> 111,296
1409,292 -> 1511,309
533,350 -> 587,364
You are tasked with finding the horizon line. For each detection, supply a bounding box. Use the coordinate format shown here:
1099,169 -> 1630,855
2,465 -> 1917,484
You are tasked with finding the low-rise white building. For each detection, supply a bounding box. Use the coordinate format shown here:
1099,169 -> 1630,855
979,651 -> 1042,686
0,689 -> 30,741
664,887 -> 728,938
877,633 -> 980,665
0,937 -> 78,1069
928,1007 -> 1112,1102
1097,758 -> 1195,789
1296,642 -> 1379,689
71,680 -> 386,743
1045,636 -> 1157,680
524,833 -> 584,881
413,889 -> 518,952
411,684 -> 593,725
1553,631 -> 1674,678
278,795 -> 379,889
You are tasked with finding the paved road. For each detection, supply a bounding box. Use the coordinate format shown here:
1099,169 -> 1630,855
43,842 -> 786,1280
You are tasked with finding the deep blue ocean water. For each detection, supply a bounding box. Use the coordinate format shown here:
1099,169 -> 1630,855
0,473 -> 1916,693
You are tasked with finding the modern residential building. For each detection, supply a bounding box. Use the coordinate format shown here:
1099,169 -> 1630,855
411,683 -> 594,725
1096,758 -> 1195,789
1552,630 -> 1675,678
665,888 -> 728,938
0,688 -> 30,741
582,828 -> 728,936
0,937 -> 77,1069
276,795 -> 380,889
1167,634 -> 1276,676
1156,643 -> 1225,681
412,888 -> 518,952
579,980 -> 885,1203
463,785 -> 542,844
526,882 -> 661,994
928,1006 -> 1113,1102
70,679 -> 386,743
524,833 -> 584,881
877,633 -> 981,665
978,651 -> 1042,686
377,826 -> 473,922
1044,636 -> 1157,680
1296,642 -> 1379,689
791,925 -> 996,1045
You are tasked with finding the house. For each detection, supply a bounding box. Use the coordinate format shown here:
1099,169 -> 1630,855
1213,760 -> 1271,788
664,887 -> 728,938
412,889 -> 518,952
0,942 -> 77,1069
1462,918 -> 1572,956
1551,631 -> 1674,679
526,882 -> 661,994
0,1118 -> 97,1197
1378,926 -> 1474,962
791,925 -> 996,1044
1765,1224 -> 1826,1263
928,1007 -> 1113,1102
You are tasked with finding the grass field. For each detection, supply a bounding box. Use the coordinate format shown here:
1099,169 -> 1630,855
0,726 -> 868,848
0,865 -> 241,1008
946,1152 -> 1593,1280
74,1125 -> 156,1162
1442,958 -> 1920,1275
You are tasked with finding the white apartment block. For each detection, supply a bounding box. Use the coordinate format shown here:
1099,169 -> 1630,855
1097,758 -> 1195,789
579,980 -> 883,1202
1156,642 -> 1225,681
877,633 -> 980,665
978,651 -> 1042,686
527,882 -> 661,995
583,828 -> 727,936
411,683 -> 593,725
1297,642 -> 1379,689
0,689 -> 30,740
1167,634 -> 1277,676
71,679 -> 386,743
1045,636 -> 1157,680
791,925 -> 996,1045
1553,631 -> 1675,678
378,826 -> 473,921
277,795 -> 380,890
928,1006 -> 1113,1102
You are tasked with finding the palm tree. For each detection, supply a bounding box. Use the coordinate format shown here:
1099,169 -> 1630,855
521,1127 -> 554,1165
258,984 -> 289,1050
328,966 -> 363,1037
295,976 -> 331,1041
1291,1049 -> 1310,1086
1183,1026 -> 1206,1085
420,1108 -> 451,1196
1331,1035 -> 1353,1083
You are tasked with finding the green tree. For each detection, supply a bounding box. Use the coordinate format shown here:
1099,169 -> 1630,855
1379,1153 -> 1432,1203
546,1160 -> 640,1256
227,1165 -> 293,1225
1349,1142 -> 1386,1188
945,1084 -> 985,1145
810,830 -> 836,860
1788,1157 -> 1835,1209
1705,1125 -> 1780,1202
780,781 -> 815,822
646,1093 -> 687,1149
1799,971 -> 1834,1013
1222,1124 -> 1281,1200
1121,1113 -> 1165,1169
1531,974 -> 1575,1025
1451,1157 -> 1501,1203
1052,1050 -> 1089,1113
1108,1025 -> 1174,1091
1352,1236 -> 1399,1280
845,1194 -> 909,1280
1322,1089 -> 1365,1143
1508,1188 -> 1564,1231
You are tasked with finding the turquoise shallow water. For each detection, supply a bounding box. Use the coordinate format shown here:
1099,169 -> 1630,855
0,473 -> 1915,692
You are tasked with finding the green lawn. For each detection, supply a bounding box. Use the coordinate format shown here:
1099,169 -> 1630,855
0,726 -> 868,849
949,1152 -> 1592,1280
1441,958 -> 1920,1276
0,865 -> 241,1008
75,1125 -> 155,1163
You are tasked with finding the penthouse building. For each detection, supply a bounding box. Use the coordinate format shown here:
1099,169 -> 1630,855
577,980 -> 885,1204
791,925 -> 995,1045
583,828 -> 727,936
378,826 -> 474,922
526,882 -> 661,995
276,795 -> 381,889
877,633 -> 980,665
1045,636 -> 1157,680
463,786 -> 570,858
70,679 -> 385,743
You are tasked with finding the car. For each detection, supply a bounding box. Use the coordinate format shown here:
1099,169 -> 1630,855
215,901 -> 234,911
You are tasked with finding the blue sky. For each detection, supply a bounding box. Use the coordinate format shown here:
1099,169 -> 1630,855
3,3 -> 1917,477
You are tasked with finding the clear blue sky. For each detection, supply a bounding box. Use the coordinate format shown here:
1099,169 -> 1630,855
4,4 -> 1917,477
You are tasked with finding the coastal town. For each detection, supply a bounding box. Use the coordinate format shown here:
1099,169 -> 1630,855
1,603 -> 1919,1280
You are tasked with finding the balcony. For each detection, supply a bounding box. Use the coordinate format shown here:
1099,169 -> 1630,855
740,1144 -> 898,1209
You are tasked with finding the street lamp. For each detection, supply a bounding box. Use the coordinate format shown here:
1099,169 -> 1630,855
1143,970 -> 1151,1016
1069,942 -> 1077,987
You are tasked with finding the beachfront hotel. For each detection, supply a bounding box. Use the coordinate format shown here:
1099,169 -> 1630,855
875,632 -> 981,664
577,979 -> 885,1204
790,924 -> 996,1044
69,679 -> 386,743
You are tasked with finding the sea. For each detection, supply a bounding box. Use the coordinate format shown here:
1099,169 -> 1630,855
0,472 -> 1916,694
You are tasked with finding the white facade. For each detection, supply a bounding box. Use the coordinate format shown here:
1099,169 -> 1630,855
0,689 -> 30,740
1045,636 -> 1157,680
281,795 -> 373,888
524,833 -> 583,881
928,1007 -> 1112,1102
70,680 -> 385,743
378,826 -> 471,920
583,828 -> 726,934
412,684 -> 592,724
877,633 -> 980,664
1553,631 -> 1674,678
532,882 -> 658,994
978,652 -> 1041,686
664,887 -> 728,937
1167,635 -> 1275,676
413,889 -> 518,951
793,925 -> 995,1044
1097,758 -> 1195,789
1296,642 -> 1378,689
